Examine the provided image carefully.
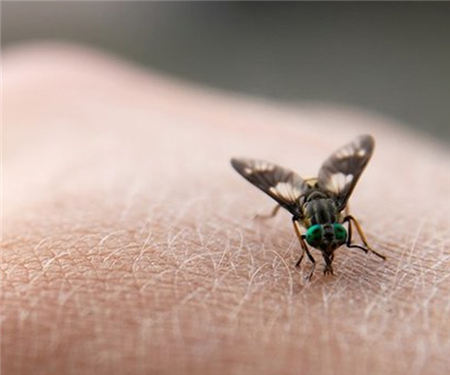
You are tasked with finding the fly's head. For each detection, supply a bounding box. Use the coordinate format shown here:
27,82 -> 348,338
305,223 -> 347,254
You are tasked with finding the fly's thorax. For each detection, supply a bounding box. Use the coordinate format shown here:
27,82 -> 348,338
302,196 -> 338,225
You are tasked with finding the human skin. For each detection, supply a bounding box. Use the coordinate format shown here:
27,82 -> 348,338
2,44 -> 450,375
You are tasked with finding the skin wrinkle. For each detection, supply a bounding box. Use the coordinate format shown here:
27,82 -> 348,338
3,44 -> 450,375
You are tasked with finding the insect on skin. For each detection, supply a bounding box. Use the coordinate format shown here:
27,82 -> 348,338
231,134 -> 386,280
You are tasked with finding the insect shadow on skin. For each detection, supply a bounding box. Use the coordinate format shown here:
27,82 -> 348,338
231,134 -> 386,281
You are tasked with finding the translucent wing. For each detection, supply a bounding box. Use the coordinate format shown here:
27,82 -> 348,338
317,134 -> 375,210
231,158 -> 309,216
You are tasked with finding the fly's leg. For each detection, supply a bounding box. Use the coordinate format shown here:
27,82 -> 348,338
295,247 -> 304,268
292,219 -> 307,267
293,219 -> 316,280
254,204 -> 281,220
344,215 -> 386,260
304,247 -> 316,280
344,204 -> 350,217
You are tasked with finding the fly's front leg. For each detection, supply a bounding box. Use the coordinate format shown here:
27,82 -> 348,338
292,218 -> 316,280
295,247 -> 305,268
254,204 -> 281,220
292,218 -> 307,267
344,215 -> 386,260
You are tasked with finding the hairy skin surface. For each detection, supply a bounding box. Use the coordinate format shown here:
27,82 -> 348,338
2,44 -> 450,375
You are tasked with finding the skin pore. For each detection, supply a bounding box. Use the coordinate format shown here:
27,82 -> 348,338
3,44 -> 450,375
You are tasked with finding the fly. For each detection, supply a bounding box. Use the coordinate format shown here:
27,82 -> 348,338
231,134 -> 386,280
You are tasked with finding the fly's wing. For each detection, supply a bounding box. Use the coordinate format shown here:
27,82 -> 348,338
317,134 -> 375,210
231,158 -> 309,217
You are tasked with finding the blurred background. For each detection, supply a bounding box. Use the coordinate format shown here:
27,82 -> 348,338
3,1 -> 450,141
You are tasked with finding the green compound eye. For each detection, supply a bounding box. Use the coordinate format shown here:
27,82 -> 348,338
334,223 -> 347,242
306,224 -> 323,246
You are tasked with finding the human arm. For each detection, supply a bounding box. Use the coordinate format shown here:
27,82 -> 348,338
3,44 -> 449,375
